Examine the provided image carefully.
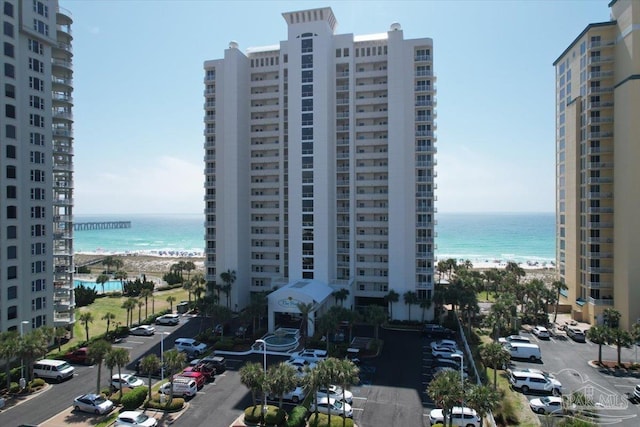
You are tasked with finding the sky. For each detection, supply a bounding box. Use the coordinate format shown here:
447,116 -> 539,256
61,0 -> 612,215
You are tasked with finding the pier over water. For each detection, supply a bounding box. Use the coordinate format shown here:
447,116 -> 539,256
73,221 -> 131,231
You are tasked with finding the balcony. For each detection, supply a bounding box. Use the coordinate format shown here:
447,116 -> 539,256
588,297 -> 614,306
588,56 -> 614,64
587,221 -> 613,228
588,192 -> 613,199
415,55 -> 432,62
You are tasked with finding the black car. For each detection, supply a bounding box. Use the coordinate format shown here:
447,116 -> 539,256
421,324 -> 455,338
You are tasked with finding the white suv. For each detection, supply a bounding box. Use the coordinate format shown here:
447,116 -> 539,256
509,370 -> 562,395
429,406 -> 481,427
174,338 -> 207,357
156,314 -> 179,326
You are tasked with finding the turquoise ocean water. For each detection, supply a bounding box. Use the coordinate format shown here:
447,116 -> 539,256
73,212 -> 556,264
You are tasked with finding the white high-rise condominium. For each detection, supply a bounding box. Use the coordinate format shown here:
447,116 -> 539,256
555,0 -> 640,329
204,7 -> 436,322
0,0 -> 75,332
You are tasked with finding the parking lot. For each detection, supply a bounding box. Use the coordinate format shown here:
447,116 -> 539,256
508,329 -> 640,426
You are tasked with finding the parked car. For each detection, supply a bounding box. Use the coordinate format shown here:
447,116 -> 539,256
115,411 -> 158,427
317,384 -> 353,404
532,326 -> 550,339
509,370 -> 562,395
422,324 -> 455,338
432,357 -> 465,371
345,348 -> 361,365
310,397 -> 353,418
529,396 -> 564,415
63,347 -> 90,365
176,370 -> 206,388
33,359 -> 75,382
430,339 -> 458,350
155,314 -> 180,326
431,346 -> 463,359
428,406 -> 481,427
183,365 -> 215,382
111,374 -> 145,390
73,393 -> 114,414
504,342 -> 542,362
129,325 -> 156,336
498,335 -> 532,345
174,338 -> 207,357
290,349 -> 328,363
158,378 -> 198,398
566,327 -> 586,342
268,386 -> 308,403
198,355 -> 227,373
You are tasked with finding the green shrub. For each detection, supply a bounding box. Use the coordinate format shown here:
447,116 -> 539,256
432,424 -> 444,427
286,405 -> 308,427
120,386 -> 148,410
145,396 -> 184,411
244,405 -> 264,424
308,413 -> 354,427
264,406 -> 286,426
213,338 -> 235,351
30,378 -> 45,387
495,396 -> 518,425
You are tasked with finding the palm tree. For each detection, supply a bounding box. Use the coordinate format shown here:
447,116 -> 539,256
166,295 -> 177,313
403,291 -> 418,320
384,289 -> 400,319
53,326 -> 68,352
111,258 -> 124,273
296,302 -> 315,347
587,325 -> 609,365
87,339 -> 112,394
465,384 -> 501,420
420,298 -> 433,322
480,342 -> 511,389
0,331 -> 19,391
239,361 -> 265,408
183,261 -> 196,282
609,328 -> 633,366
336,359 -> 360,424
427,369 -> 464,427
140,354 -> 162,402
104,349 -> 118,393
114,270 -> 128,293
332,288 -> 349,306
364,305 -> 387,341
102,312 -> 116,334
122,298 -> 137,327
316,313 -> 339,353
183,280 -> 193,306
20,328 -> 53,382
603,307 -> 621,328
163,349 -> 186,406
111,347 -> 130,399
137,299 -> 145,324
140,289 -> 153,319
102,256 -> 115,274
551,280 -> 568,323
96,274 -> 110,294
266,362 -> 299,409
315,358 -> 341,426
505,261 -> 525,283
220,269 -> 236,309
79,311 -> 94,342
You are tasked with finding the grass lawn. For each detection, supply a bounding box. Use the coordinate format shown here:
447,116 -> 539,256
489,368 -> 540,427
59,287 -> 189,353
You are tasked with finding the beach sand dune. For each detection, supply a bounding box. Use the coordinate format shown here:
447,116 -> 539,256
75,254 -> 205,277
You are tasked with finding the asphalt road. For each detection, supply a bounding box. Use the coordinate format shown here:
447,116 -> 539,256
0,315 -> 203,426
509,329 -> 640,426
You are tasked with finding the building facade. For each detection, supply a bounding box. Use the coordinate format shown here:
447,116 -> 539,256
554,0 -> 640,329
0,0 -> 75,332
203,7 -> 436,321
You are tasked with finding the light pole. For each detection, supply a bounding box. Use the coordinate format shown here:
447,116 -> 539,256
160,332 -> 170,380
255,339 -> 268,422
19,321 -> 29,389
451,353 -> 464,409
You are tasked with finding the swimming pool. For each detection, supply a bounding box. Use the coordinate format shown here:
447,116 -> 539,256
74,279 -> 124,293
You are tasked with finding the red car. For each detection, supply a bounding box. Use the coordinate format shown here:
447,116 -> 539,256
63,347 -> 90,365
176,370 -> 206,389
185,363 -> 216,381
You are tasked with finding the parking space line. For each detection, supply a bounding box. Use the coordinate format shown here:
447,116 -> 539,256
113,346 -> 133,349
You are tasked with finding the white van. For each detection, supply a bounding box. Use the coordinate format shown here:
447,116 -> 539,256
159,378 -> 197,398
504,342 -> 541,361
33,359 -> 75,382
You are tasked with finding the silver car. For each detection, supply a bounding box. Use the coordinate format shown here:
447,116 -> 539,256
73,393 -> 114,414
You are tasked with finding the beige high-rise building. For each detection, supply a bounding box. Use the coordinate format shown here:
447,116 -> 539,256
554,0 -> 640,329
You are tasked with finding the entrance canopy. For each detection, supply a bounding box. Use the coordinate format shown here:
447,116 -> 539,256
267,279 -> 334,334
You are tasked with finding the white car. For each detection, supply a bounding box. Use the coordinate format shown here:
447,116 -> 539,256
509,370 -> 562,395
111,373 -> 145,389
431,346 -> 464,359
129,325 -> 155,336
290,348 -> 328,363
317,384 -> 353,404
73,393 -> 114,414
155,314 -> 180,325
529,396 -> 564,415
429,406 -> 481,427
430,339 -> 458,350
115,411 -> 158,427
268,386 -> 308,403
498,335 -> 531,345
532,326 -> 550,339
310,396 -> 353,418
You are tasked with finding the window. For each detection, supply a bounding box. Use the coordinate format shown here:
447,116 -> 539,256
7,306 -> 17,320
30,188 -> 45,200
30,151 -> 45,164
33,0 -> 49,17
30,132 -> 44,145
7,205 -> 17,218
30,114 -> 45,128
7,246 -> 16,259
4,1 -> 14,16
301,38 -> 313,53
28,39 -> 43,54
302,70 -> 313,83
3,21 -> 13,38
4,63 -> 15,78
8,266 -> 17,279
301,84 -> 313,97
30,95 -> 44,109
6,185 -> 16,198
5,83 -> 15,98
302,98 -> 313,112
302,128 -> 313,141
5,145 -> 15,159
5,124 -> 16,139
31,206 -> 45,218
29,77 -> 44,91
33,19 -> 49,36
32,260 -> 45,273
301,54 -> 313,69
7,225 -> 16,238
4,41 -> 14,57
6,165 -> 16,179
31,224 -> 45,236
5,104 -> 15,118
28,58 -> 43,73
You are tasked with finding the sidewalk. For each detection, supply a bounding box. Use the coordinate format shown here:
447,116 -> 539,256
40,403 -> 189,427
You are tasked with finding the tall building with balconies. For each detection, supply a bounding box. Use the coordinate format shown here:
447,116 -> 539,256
0,0 -> 74,332
554,0 -> 640,329
203,7 -> 436,321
